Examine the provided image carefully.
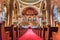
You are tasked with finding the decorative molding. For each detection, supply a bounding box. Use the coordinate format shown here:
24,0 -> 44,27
20,6 -> 39,15
20,0 -> 41,5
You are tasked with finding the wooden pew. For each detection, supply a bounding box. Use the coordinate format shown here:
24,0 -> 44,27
0,22 -> 2,40
52,32 -> 57,40
5,31 -> 10,40
39,26 -> 48,40
46,26 -> 58,40
5,26 -> 12,40
12,25 -> 20,40
19,28 -> 27,37
52,23 -> 60,40
0,21 -> 10,40
0,21 -> 20,40
0,21 -> 6,40
5,24 -> 17,40
13,30 -> 16,40
9,25 -> 16,40
33,28 -> 40,36
42,25 -> 58,40
5,25 -> 16,40
41,26 -> 49,40
14,26 -> 19,40
40,27 -> 44,40
44,27 -> 49,40
19,27 -> 41,37
41,28 -> 43,39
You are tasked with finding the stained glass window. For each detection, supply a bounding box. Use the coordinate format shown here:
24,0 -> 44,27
28,17 -> 31,22
58,13 -> 60,22
53,4 -> 58,21
1,5 -> 7,21
23,16 -> 26,22
33,16 -> 36,21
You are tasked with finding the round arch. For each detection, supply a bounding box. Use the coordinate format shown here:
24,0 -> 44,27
22,6 -> 38,15
21,6 -> 38,15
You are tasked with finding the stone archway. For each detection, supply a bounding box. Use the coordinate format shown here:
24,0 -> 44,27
22,7 -> 38,15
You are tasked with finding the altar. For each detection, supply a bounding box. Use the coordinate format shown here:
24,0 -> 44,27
19,7 -> 40,28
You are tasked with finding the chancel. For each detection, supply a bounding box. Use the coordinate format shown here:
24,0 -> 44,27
0,0 -> 60,40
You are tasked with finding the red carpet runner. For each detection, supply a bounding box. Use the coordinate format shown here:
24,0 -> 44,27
18,29 -> 42,40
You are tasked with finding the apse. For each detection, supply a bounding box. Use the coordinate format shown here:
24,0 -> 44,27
20,7 -> 39,28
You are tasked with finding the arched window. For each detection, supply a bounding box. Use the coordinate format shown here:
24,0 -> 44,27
1,4 -> 7,21
33,16 -> 36,21
53,4 -> 58,21
23,16 -> 26,22
28,17 -> 31,22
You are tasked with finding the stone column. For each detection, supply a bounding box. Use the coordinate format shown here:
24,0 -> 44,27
0,0 -> 2,12
46,0 -> 51,25
8,0 -> 14,25
0,0 -> 2,21
46,10 -> 48,25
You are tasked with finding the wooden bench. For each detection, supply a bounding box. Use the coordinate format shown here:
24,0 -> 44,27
14,26 -> 19,39
0,22 -> 2,40
19,27 -> 41,37
44,27 -> 49,40
5,24 -> 17,40
0,21 -> 6,40
0,21 -> 10,40
5,31 -> 10,40
42,25 -> 58,40
52,23 -> 60,40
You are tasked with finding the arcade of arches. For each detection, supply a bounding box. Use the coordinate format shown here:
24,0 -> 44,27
0,0 -> 60,40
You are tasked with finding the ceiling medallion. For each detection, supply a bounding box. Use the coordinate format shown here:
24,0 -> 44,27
20,0 -> 41,5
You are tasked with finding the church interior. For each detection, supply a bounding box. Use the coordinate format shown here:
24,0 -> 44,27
0,0 -> 60,40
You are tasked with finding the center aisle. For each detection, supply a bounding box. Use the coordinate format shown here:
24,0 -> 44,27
18,28 -> 42,40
